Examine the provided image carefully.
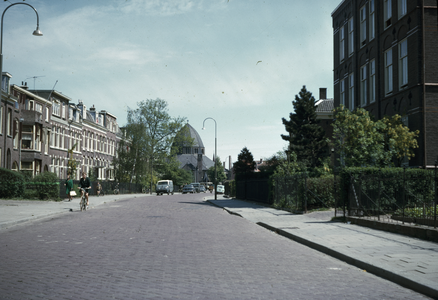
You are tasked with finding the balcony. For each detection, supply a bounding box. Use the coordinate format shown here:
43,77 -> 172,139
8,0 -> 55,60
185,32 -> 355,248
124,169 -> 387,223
21,110 -> 43,125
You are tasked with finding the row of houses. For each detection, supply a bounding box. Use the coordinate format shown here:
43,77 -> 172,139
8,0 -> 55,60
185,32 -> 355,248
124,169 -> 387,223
0,73 -> 123,180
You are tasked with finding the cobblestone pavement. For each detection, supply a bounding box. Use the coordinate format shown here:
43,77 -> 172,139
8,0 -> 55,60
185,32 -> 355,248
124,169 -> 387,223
0,194 -> 430,299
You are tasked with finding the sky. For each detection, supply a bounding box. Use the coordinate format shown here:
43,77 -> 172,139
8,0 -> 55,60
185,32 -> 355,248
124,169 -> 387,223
2,0 -> 341,166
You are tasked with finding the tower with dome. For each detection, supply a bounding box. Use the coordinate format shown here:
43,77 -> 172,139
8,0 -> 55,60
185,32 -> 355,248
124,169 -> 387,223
173,122 -> 215,183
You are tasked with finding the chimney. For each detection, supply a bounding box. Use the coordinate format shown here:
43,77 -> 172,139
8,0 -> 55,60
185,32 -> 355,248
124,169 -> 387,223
319,88 -> 327,100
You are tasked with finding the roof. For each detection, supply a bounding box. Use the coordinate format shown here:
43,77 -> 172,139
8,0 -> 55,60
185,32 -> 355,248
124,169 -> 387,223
174,123 -> 204,149
176,154 -> 214,171
315,98 -> 334,113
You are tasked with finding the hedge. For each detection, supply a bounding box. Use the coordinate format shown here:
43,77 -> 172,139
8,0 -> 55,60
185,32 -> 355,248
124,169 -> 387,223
0,167 -> 25,198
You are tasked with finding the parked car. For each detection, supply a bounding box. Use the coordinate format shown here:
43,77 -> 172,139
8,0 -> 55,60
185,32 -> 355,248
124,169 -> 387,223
216,185 -> 225,194
156,180 -> 174,195
199,185 -> 207,193
190,182 -> 201,193
182,184 -> 196,194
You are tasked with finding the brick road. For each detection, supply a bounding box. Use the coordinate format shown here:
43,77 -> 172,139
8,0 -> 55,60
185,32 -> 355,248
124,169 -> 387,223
0,194 -> 429,299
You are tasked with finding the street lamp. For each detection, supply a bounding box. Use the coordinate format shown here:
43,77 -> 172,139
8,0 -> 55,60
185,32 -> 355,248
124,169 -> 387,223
1,2 -> 43,168
202,117 -> 217,200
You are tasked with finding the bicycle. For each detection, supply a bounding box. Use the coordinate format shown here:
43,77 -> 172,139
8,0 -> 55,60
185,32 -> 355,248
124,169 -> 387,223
79,187 -> 89,211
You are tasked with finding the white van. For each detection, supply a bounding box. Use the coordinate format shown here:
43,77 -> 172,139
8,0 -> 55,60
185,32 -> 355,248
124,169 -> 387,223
156,180 -> 174,195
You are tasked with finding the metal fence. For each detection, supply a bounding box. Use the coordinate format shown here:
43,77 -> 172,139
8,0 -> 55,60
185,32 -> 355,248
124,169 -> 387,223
273,173 -> 333,213
272,169 -> 437,228
235,178 -> 272,205
347,169 -> 437,228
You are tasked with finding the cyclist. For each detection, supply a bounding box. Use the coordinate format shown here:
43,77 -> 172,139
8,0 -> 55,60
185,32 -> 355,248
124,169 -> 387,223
78,172 -> 91,208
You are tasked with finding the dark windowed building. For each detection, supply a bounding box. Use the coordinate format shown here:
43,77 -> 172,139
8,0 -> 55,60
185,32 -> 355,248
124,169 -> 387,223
332,0 -> 438,167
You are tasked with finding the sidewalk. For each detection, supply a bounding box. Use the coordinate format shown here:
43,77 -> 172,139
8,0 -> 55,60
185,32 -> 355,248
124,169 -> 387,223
206,197 -> 438,299
0,193 -> 147,230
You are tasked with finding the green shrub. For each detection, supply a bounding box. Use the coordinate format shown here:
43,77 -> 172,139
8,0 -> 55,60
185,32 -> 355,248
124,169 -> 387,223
224,180 -> 236,197
0,167 -> 25,198
33,172 -> 60,200
306,175 -> 335,208
339,167 -> 434,211
22,188 -> 39,200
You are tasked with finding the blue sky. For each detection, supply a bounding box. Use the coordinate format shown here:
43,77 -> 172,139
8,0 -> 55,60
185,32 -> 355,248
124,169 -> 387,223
2,0 -> 341,165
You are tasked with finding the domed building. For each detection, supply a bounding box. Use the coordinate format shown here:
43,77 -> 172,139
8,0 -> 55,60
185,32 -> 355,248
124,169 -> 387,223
173,122 -> 215,183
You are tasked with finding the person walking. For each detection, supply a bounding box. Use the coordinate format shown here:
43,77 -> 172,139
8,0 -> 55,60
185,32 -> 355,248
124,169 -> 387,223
65,174 -> 74,201
97,181 -> 102,197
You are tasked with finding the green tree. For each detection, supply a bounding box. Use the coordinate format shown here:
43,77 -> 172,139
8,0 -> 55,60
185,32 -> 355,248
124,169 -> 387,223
233,147 -> 256,176
113,99 -> 187,189
67,143 -> 79,179
157,155 -> 192,187
381,115 -> 419,166
331,106 -> 419,167
331,105 -> 388,167
207,157 -> 226,184
281,86 -> 327,169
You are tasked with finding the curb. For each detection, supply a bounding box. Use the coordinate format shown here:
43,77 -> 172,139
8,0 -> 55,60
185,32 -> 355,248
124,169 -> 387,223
256,222 -> 438,299
0,209 -> 71,230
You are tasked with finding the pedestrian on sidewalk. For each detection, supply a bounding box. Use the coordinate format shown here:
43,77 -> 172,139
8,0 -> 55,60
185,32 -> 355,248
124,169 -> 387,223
97,181 -> 102,197
65,175 -> 74,201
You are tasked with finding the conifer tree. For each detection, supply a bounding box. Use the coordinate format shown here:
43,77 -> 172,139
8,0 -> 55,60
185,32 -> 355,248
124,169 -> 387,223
281,86 -> 327,169
233,147 -> 256,175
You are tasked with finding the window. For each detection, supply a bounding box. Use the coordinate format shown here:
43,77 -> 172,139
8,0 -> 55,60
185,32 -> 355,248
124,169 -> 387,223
398,0 -> 407,18
53,101 -> 60,116
349,73 -> 355,110
22,125 -> 34,150
13,120 -> 18,149
384,0 -> 392,28
348,18 -> 354,55
1,74 -> 9,92
0,106 -> 3,134
35,103 -> 42,113
340,79 -> 345,106
36,126 -> 41,151
360,65 -> 367,106
399,39 -> 408,87
61,104 -> 66,119
45,107 -> 49,122
51,127 -> 55,147
369,0 -> 375,40
360,6 -> 367,46
384,49 -> 393,94
21,161 -> 33,171
340,26 -> 345,61
61,129 -> 65,149
370,59 -> 376,103
7,108 -> 12,136
56,127 -> 60,148
45,130 -> 49,154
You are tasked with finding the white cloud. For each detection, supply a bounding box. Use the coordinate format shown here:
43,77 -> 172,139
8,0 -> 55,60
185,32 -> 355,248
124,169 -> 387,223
117,0 -> 227,16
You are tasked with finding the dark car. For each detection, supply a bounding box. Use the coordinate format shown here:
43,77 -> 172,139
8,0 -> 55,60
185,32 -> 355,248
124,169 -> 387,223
199,185 -> 207,193
182,184 -> 196,194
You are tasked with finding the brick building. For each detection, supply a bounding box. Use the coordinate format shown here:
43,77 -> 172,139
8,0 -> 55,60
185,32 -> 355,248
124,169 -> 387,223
1,73 -> 122,180
332,0 -> 438,167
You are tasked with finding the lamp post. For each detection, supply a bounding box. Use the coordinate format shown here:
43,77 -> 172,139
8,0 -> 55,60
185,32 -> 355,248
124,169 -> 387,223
202,117 -> 217,200
1,2 -> 43,168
